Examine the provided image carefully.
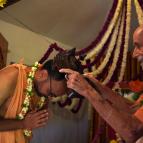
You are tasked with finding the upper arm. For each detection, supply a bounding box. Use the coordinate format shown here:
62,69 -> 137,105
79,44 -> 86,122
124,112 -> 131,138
0,66 -> 18,106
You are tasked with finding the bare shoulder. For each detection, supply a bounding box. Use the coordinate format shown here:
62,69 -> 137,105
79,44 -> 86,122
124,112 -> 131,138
0,65 -> 19,106
0,65 -> 18,76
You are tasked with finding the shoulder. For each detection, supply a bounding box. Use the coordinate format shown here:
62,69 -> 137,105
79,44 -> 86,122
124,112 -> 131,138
0,65 -> 19,78
0,65 -> 20,106
0,63 -> 27,77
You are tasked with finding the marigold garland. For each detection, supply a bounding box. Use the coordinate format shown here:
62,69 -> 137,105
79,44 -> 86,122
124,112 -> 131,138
103,4 -> 125,85
91,12 -> 121,77
118,0 -> 131,82
85,0 -> 123,60
134,0 -> 143,25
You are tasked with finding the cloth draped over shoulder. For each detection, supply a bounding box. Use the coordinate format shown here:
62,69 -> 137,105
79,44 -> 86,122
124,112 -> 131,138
0,64 -> 27,143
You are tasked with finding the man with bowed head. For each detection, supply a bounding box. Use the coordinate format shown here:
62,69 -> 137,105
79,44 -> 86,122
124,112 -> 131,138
0,49 -> 82,143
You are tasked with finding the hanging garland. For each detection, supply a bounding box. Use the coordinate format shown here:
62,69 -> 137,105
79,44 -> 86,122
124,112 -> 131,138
38,0 -> 134,113
38,0 -> 119,62
51,95 -> 82,113
91,12 -> 121,77
75,0 -> 119,56
134,0 -> 143,25
103,3 -> 125,85
85,0 -> 123,60
118,0 -> 131,82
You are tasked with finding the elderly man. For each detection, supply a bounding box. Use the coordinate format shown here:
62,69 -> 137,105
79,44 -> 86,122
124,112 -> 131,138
60,25 -> 143,143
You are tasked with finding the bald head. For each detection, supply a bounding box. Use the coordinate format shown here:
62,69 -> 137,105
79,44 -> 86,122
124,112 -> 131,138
132,25 -> 143,65
134,25 -> 143,38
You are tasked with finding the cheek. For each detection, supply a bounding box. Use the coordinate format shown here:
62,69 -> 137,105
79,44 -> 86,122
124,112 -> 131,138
39,84 -> 48,95
55,84 -> 67,96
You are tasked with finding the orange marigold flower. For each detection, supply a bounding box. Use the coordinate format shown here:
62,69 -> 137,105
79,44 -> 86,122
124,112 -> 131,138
129,80 -> 143,92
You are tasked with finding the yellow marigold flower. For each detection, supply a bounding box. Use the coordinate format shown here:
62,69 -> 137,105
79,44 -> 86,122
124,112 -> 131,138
0,0 -> 7,7
110,140 -> 118,143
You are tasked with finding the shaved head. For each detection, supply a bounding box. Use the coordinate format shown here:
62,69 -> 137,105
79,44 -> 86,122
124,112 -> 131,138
133,25 -> 143,38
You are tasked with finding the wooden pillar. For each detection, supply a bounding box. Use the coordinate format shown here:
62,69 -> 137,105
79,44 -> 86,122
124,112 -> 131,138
0,33 -> 8,69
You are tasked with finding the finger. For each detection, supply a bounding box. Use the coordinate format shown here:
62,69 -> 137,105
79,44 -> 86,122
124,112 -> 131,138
36,122 -> 47,128
38,118 -> 48,124
59,68 -> 76,74
28,110 -> 37,115
83,73 -> 94,78
38,113 -> 49,119
34,110 -> 48,117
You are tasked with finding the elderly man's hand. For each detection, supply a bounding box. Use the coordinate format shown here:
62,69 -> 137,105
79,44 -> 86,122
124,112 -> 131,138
22,109 -> 49,129
59,69 -> 94,97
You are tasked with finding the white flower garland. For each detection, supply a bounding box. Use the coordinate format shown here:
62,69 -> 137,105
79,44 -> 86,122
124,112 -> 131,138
85,0 -> 123,60
51,95 -> 80,110
118,0 -> 131,82
16,62 -> 46,137
91,12 -> 121,77
134,0 -> 143,25
103,5 -> 125,85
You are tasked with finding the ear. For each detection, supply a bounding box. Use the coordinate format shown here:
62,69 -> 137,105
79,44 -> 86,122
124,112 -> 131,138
35,69 -> 49,81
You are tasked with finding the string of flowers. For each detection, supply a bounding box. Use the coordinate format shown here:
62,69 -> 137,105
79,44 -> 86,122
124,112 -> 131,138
91,14 -> 121,77
51,95 -> 82,113
0,0 -> 6,7
81,28 -> 115,70
39,43 -> 64,64
118,0 -> 131,82
38,0 -> 118,62
103,4 -> 125,85
134,0 -> 143,25
85,0 -> 123,60
76,0 -> 118,56
16,62 -> 46,137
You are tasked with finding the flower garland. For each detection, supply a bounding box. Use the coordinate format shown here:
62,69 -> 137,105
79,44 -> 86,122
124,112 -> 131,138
118,0 -> 131,82
85,0 -> 123,60
91,13 -> 121,77
16,62 -> 46,137
51,94 -> 82,113
103,4 -> 125,85
0,0 -> 6,7
38,0 -> 118,62
76,0 -> 118,56
134,0 -> 143,25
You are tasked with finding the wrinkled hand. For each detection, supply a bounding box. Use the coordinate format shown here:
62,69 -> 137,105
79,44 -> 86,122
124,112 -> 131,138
59,69 -> 94,97
22,110 -> 48,129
